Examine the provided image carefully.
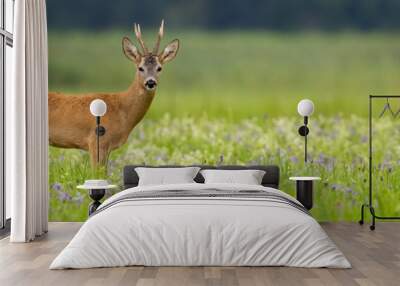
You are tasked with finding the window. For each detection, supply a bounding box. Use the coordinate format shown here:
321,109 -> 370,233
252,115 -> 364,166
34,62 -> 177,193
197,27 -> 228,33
0,0 -> 14,233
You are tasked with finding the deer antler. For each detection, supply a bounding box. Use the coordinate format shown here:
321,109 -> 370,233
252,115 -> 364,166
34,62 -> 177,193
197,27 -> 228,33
134,23 -> 149,54
153,19 -> 164,54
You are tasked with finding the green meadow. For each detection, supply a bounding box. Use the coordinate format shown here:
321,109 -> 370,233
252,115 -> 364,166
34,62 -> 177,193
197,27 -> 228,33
48,31 -> 400,221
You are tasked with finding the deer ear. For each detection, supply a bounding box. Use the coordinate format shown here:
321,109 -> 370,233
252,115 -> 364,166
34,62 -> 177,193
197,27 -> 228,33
122,37 -> 141,63
159,39 -> 179,64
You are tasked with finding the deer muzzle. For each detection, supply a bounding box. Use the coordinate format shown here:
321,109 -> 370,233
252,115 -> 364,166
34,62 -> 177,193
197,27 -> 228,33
144,78 -> 157,90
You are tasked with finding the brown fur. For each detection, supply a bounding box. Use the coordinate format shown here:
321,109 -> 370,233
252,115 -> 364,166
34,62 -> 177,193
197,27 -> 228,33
49,78 -> 154,166
48,22 -> 179,167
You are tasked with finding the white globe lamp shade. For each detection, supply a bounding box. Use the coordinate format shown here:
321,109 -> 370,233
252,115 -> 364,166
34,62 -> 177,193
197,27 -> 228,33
90,99 -> 107,117
297,99 -> 314,117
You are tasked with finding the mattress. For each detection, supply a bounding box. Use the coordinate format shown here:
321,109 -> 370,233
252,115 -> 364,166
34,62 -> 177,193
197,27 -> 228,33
50,183 -> 351,269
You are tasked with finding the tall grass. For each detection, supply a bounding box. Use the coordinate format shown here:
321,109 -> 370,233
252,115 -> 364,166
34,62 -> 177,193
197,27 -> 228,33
49,114 -> 400,222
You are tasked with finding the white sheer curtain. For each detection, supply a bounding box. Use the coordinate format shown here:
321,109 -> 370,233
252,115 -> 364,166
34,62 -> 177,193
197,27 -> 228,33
7,0 -> 49,242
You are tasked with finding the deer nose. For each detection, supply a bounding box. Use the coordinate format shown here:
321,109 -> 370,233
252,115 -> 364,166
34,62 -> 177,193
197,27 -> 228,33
145,79 -> 157,89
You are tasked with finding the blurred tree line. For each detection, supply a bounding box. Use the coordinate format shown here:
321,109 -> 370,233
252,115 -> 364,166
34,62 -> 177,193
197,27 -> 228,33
47,0 -> 400,30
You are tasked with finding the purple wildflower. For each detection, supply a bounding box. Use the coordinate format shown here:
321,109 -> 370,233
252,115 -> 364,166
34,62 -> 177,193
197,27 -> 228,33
235,135 -> 242,143
224,134 -> 232,141
52,182 -> 63,192
326,160 -> 335,172
345,188 -> 353,194
351,190 -> 359,196
333,115 -> 342,124
348,127 -> 357,136
58,191 -> 72,202
315,153 -> 326,165
314,153 -> 336,171
290,156 -> 299,164
155,155 -> 165,162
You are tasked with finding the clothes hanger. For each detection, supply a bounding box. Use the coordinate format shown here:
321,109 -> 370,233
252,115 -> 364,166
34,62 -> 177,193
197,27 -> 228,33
379,98 -> 396,118
392,98 -> 400,118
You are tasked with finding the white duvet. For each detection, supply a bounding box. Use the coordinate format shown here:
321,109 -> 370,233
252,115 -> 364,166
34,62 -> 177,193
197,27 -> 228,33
50,183 -> 351,269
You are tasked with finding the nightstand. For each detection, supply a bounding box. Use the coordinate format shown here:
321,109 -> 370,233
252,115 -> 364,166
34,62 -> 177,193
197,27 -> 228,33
289,177 -> 321,210
77,181 -> 117,215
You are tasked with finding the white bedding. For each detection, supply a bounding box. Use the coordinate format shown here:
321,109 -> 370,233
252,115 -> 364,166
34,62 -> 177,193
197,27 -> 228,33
50,183 -> 351,269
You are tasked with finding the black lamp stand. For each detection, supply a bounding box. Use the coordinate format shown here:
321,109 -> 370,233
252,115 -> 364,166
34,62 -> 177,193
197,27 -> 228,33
298,116 -> 309,163
95,116 -> 106,164
88,189 -> 105,215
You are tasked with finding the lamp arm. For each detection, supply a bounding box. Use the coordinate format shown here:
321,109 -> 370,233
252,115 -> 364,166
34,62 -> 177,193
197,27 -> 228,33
96,117 -> 100,164
305,130 -> 308,163
94,116 -> 107,165
297,116 -> 309,163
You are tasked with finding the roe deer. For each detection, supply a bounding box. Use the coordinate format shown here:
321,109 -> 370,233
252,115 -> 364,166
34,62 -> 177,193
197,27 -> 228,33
49,20 -> 179,166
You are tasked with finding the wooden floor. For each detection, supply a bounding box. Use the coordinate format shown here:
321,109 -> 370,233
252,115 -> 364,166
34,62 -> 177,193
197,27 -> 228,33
0,222 -> 399,286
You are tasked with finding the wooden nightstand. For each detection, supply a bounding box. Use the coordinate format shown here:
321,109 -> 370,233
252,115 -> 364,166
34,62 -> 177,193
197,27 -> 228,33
289,177 -> 321,210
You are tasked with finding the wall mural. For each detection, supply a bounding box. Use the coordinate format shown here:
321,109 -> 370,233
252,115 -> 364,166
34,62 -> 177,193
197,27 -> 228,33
48,3 -> 400,222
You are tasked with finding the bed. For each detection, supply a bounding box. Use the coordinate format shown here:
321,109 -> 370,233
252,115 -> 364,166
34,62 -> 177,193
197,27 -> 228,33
50,165 -> 350,269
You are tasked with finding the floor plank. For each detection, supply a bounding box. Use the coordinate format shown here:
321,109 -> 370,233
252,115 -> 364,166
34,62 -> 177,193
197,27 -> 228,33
0,222 -> 398,286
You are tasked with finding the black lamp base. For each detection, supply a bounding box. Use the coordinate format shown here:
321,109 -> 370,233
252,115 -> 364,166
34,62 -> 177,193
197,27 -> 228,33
88,189 -> 105,215
296,180 -> 313,210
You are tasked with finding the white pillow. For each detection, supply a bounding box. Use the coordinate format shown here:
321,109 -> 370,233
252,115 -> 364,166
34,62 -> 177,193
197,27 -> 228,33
135,167 -> 201,186
200,169 -> 266,185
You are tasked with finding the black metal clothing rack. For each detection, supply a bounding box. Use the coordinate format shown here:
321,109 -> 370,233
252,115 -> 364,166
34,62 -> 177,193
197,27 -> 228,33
359,95 -> 400,230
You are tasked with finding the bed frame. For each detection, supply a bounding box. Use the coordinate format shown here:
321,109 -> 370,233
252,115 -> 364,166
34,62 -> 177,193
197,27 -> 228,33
123,165 -> 280,190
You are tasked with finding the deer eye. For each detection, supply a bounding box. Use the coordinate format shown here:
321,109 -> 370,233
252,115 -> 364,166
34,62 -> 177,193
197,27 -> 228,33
157,66 -> 162,72
138,67 -> 144,72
